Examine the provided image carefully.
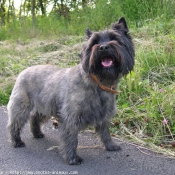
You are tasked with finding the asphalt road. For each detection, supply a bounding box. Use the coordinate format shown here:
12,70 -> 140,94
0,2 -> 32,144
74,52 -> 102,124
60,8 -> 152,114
0,106 -> 175,175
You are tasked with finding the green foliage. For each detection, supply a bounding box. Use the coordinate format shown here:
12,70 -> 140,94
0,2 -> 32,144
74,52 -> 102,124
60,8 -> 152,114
119,0 -> 175,22
1,0 -> 175,40
0,84 -> 13,105
0,26 -> 7,41
69,0 -> 123,31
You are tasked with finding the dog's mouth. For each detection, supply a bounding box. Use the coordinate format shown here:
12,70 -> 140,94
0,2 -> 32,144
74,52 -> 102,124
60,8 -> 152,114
101,58 -> 114,68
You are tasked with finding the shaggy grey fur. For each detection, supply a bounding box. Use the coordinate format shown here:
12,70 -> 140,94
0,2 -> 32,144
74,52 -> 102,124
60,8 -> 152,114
7,17 -> 134,165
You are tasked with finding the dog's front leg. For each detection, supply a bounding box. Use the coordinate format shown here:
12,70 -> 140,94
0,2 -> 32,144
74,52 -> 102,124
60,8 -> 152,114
59,127 -> 83,165
95,121 -> 121,151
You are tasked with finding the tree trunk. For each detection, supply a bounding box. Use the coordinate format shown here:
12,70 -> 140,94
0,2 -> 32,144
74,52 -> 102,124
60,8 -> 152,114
0,0 -> 6,25
82,0 -> 87,9
39,0 -> 45,15
31,0 -> 36,26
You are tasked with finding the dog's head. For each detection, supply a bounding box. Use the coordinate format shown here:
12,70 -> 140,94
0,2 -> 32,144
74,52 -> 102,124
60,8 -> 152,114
81,17 -> 134,81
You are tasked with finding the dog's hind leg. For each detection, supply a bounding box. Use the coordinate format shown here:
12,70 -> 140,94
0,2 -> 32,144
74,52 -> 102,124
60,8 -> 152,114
30,112 -> 48,138
7,99 -> 31,148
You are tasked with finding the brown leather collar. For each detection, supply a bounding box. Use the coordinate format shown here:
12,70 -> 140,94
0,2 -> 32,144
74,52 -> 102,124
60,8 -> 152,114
90,74 -> 118,94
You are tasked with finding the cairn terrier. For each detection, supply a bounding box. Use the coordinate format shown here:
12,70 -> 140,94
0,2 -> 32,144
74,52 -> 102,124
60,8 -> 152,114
7,17 -> 134,165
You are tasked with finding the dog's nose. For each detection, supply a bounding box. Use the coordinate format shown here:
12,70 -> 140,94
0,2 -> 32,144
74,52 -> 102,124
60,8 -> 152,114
99,45 -> 109,51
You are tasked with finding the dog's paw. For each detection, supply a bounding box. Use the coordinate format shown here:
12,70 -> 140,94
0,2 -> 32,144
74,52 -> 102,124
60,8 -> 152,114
105,142 -> 121,151
67,155 -> 83,165
33,132 -> 44,138
13,140 -> 25,148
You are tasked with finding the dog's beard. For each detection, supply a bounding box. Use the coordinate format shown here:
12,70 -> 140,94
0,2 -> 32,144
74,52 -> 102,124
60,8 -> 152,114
88,42 -> 122,80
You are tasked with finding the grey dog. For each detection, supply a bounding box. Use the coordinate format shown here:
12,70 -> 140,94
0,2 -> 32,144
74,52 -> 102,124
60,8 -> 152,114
7,17 -> 134,165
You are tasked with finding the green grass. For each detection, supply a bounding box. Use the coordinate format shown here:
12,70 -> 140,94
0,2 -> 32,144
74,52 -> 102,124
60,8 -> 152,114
113,18 -> 175,149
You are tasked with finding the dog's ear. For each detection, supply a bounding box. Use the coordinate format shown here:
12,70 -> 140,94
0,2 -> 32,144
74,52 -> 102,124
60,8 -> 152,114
111,17 -> 129,34
85,28 -> 93,38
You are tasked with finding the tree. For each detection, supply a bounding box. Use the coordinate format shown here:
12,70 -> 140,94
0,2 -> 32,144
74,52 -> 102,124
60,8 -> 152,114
7,0 -> 15,22
0,0 -> 6,25
38,0 -> 45,15
31,0 -> 36,25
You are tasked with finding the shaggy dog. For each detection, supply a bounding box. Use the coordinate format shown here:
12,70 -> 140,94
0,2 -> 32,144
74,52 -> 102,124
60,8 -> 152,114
7,17 -> 134,165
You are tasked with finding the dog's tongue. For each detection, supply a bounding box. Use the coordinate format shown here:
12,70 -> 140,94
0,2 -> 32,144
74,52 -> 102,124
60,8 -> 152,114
101,58 -> 113,67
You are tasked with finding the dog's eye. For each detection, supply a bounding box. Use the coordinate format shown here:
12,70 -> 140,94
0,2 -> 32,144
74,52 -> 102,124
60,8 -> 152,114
91,36 -> 99,45
109,33 -> 119,42
110,36 -> 116,40
109,36 -> 118,43
109,36 -> 121,45
90,33 -> 99,45
93,39 -> 99,45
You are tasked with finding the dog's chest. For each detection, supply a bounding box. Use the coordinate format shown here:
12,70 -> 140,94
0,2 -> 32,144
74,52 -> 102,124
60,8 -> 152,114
65,87 -> 116,125
55,66 -> 117,125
